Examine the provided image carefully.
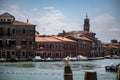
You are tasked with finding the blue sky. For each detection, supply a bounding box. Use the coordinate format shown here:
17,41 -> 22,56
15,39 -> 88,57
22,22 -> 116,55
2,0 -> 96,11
0,0 -> 120,42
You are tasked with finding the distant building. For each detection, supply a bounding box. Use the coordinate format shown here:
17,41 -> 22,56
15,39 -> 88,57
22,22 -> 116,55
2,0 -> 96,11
66,36 -> 92,57
58,14 -> 102,57
35,35 -> 76,59
102,39 -> 120,56
53,36 -> 77,57
0,12 -> 36,60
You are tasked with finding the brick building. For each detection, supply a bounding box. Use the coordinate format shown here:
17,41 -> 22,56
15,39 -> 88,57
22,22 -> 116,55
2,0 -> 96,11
35,35 -> 76,59
102,39 -> 120,56
0,12 -> 36,61
53,36 -> 76,57
58,14 -> 102,57
66,36 -> 92,57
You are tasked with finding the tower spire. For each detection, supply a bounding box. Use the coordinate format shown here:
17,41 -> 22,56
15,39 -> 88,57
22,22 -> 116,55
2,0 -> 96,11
83,12 -> 90,32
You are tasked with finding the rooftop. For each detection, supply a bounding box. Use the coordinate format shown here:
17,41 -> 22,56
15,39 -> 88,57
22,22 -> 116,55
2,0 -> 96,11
13,20 -> 36,26
53,36 -> 76,42
0,12 -> 36,26
35,36 -> 62,42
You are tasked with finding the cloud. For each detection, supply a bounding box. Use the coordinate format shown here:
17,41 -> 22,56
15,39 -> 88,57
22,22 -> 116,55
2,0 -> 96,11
33,8 -> 38,11
35,7 -> 68,34
91,13 -> 120,42
109,28 -> 120,32
43,6 -> 56,10
10,4 -> 18,10
39,8 -> 65,24
91,13 -> 115,28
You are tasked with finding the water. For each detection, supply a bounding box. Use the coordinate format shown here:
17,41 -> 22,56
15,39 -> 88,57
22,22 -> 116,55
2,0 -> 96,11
0,59 -> 119,80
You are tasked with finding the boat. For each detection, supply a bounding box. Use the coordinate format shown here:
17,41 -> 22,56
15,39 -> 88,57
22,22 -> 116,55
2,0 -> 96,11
9,58 -> 19,62
0,58 -> 6,62
104,55 -> 111,59
33,56 -> 44,62
105,63 -> 120,72
76,55 -> 88,61
104,55 -> 120,59
63,56 -> 76,61
45,57 -> 54,62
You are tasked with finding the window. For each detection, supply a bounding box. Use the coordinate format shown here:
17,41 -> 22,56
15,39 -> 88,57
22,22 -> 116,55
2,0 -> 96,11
0,28 -> 3,36
12,40 -> 16,46
5,40 -> 12,47
21,41 -> 27,46
22,29 -> 26,34
0,19 -> 3,22
29,41 -> 32,45
22,51 -> 26,57
7,19 -> 11,22
11,51 -> 15,55
7,28 -> 10,36
0,40 -> 3,47
48,53 -> 51,57
12,29 -> 15,34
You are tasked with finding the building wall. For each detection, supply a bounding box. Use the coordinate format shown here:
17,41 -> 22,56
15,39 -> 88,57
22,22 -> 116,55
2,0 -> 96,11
102,41 -> 120,57
35,36 -> 77,59
35,42 -> 63,59
0,12 -> 36,60
63,41 -> 76,57
66,36 -> 92,57
0,25 -> 35,60
77,39 -> 92,57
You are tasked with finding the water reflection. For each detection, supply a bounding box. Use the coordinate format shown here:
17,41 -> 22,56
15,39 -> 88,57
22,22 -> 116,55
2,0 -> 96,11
0,62 -> 35,68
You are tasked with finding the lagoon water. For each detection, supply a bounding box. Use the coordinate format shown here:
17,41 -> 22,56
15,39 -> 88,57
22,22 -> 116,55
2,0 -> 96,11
0,59 -> 119,80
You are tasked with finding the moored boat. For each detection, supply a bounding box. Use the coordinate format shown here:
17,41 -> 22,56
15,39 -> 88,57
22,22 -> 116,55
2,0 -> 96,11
45,57 -> 54,62
105,63 -> 120,72
33,56 -> 44,62
76,55 -> 88,61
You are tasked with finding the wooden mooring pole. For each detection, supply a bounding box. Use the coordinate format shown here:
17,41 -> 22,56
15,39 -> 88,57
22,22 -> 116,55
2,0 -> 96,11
64,59 -> 73,80
116,66 -> 120,80
84,70 -> 97,80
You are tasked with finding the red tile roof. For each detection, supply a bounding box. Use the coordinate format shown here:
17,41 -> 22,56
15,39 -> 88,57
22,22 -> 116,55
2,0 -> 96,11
102,42 -> 119,48
53,36 -> 76,42
35,36 -> 62,42
79,36 -> 93,42
68,35 -> 92,42
13,20 -> 36,26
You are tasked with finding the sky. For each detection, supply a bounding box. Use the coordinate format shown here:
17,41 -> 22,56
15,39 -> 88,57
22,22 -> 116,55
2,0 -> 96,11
0,0 -> 120,42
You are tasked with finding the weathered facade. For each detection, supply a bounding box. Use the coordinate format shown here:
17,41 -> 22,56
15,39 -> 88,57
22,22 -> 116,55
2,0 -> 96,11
58,14 -> 102,57
35,35 -> 76,59
102,39 -> 120,57
0,12 -> 36,60
66,36 -> 92,57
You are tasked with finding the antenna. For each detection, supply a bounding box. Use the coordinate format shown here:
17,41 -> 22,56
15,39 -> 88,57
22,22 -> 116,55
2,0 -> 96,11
86,12 -> 88,19
27,19 -> 29,23
43,27 -> 45,35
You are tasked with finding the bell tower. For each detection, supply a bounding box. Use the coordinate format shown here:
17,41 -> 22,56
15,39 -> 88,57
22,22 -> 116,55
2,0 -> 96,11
83,13 -> 90,32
